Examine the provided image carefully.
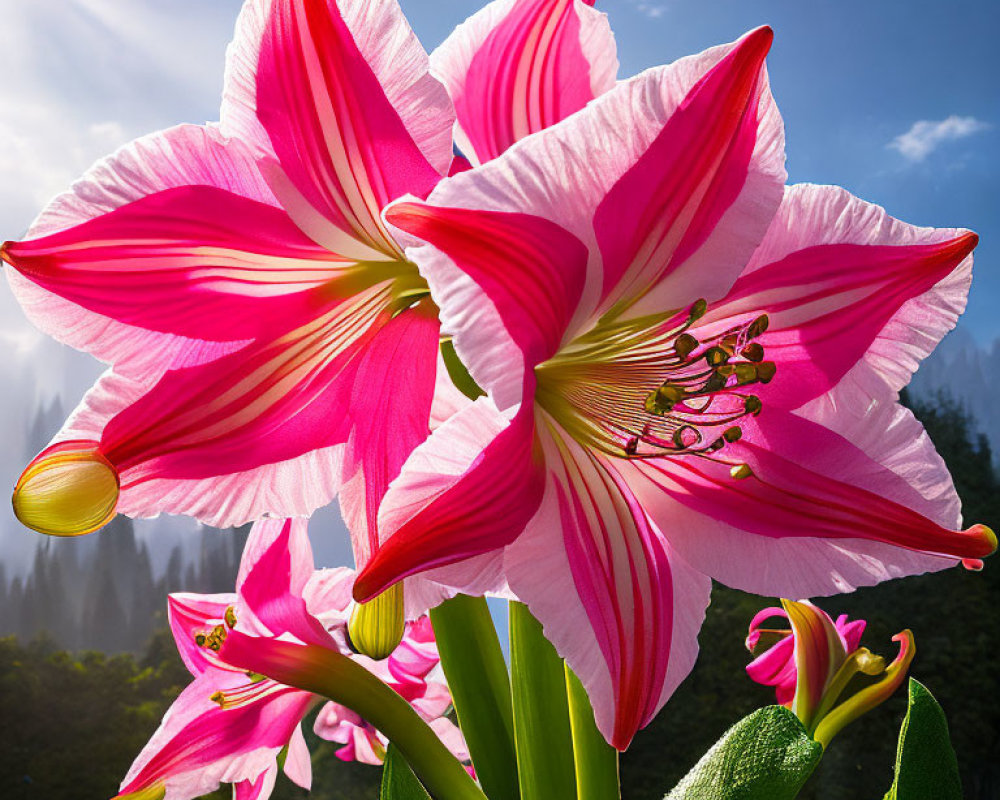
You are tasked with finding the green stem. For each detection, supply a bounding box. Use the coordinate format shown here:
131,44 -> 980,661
226,635 -> 486,800
565,666 -> 621,800
430,595 -> 520,800
509,601 -> 577,800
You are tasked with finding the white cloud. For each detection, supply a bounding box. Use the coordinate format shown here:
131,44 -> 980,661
636,3 -> 668,18
889,115 -> 991,162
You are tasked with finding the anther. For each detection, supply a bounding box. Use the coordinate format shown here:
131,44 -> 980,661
740,342 -> 765,362
730,464 -> 754,480
746,314 -> 769,339
744,396 -> 763,416
723,426 -> 743,443
689,299 -> 708,322
224,607 -> 238,629
675,333 -> 699,360
704,347 -> 730,367
755,362 -> 777,383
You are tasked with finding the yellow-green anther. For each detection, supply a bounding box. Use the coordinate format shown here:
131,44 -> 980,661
744,395 -> 763,416
674,333 -> 699,360
704,346 -> 730,366
225,606 -> 238,629
730,464 -> 754,480
689,298 -> 708,322
741,342 -> 765,362
348,582 -> 405,660
734,363 -> 759,385
755,361 -> 777,383
646,383 -> 684,415
747,314 -> 770,339
723,426 -> 743,443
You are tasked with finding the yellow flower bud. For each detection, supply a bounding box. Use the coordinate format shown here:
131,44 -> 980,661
12,440 -> 119,536
348,582 -> 405,660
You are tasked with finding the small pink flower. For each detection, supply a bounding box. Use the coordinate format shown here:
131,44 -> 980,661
746,600 -> 915,747
114,519 -> 467,800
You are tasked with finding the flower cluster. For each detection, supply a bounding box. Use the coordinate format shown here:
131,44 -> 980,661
1,0 -> 994,791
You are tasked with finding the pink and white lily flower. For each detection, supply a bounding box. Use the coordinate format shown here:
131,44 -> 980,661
351,27 -> 995,749
115,518 -> 467,800
3,0 -> 620,619
746,600 -> 915,748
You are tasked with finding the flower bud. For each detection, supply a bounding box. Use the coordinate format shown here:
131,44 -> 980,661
12,440 -> 119,536
348,582 -> 405,660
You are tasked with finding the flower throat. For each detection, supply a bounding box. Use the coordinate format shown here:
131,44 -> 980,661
535,299 -> 775,466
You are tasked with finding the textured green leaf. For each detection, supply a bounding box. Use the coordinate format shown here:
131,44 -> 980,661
883,679 -> 962,800
381,743 -> 431,800
665,706 -> 822,800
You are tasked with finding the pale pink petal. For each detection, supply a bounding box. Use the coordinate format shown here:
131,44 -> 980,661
430,0 -> 617,164
4,124 -> 279,381
282,725 -> 313,789
429,718 -> 471,763
167,592 -> 238,676
220,0 -> 451,261
234,766 -> 279,800
506,427 -> 711,749
302,567 -> 357,628
398,27 -> 784,366
386,202 -> 589,412
3,185 -> 349,344
593,27 -> 785,318
623,406 -> 993,599
222,0 -> 455,174
237,519 -> 333,648
355,396 -> 544,601
699,183 -> 977,408
118,676 -> 312,799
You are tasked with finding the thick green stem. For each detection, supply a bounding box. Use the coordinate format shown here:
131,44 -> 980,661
430,595 -> 520,800
565,666 -> 620,800
224,634 -> 486,800
509,601 -> 576,800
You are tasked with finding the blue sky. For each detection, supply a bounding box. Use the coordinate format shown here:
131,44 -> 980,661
0,0 -> 996,572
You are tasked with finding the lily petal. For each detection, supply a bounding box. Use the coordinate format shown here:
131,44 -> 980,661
624,407 -> 996,599
507,426 -> 711,749
431,0 -> 617,164
221,0 -> 450,259
3,185 -> 347,344
3,124 -> 279,380
355,395 -> 545,600
387,202 -> 588,411
700,183 -> 977,409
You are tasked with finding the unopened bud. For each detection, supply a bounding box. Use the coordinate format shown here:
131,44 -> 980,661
348,582 -> 405,660
13,440 -> 119,537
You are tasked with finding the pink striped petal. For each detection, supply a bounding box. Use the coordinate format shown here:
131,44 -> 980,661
507,428 -> 711,749
623,407 -> 995,600
3,185 -> 348,343
336,300 -> 440,568
168,592 -> 238,676
117,676 -> 312,800
48,288 -> 434,527
699,183 -> 977,409
283,725 -> 313,789
4,124 -> 279,380
234,766 -> 278,800
222,0 -> 455,174
431,0 -> 617,164
387,202 -> 588,411
354,396 -> 544,601
594,27 -> 784,318
222,0 -> 450,261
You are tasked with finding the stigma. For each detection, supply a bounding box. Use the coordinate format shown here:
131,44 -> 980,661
12,440 -> 120,536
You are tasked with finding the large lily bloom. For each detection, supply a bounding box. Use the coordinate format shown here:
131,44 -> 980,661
353,27 -> 995,748
746,600 -> 915,748
3,0 -> 619,614
115,518 -> 467,800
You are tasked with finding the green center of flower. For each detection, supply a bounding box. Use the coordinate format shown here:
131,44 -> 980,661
534,299 -> 775,467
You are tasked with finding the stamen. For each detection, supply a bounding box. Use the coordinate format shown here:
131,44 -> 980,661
209,676 -> 286,710
535,300 -> 775,471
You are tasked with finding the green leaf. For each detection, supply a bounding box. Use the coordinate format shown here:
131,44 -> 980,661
883,679 -> 963,800
381,743 -> 431,800
665,706 -> 822,800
